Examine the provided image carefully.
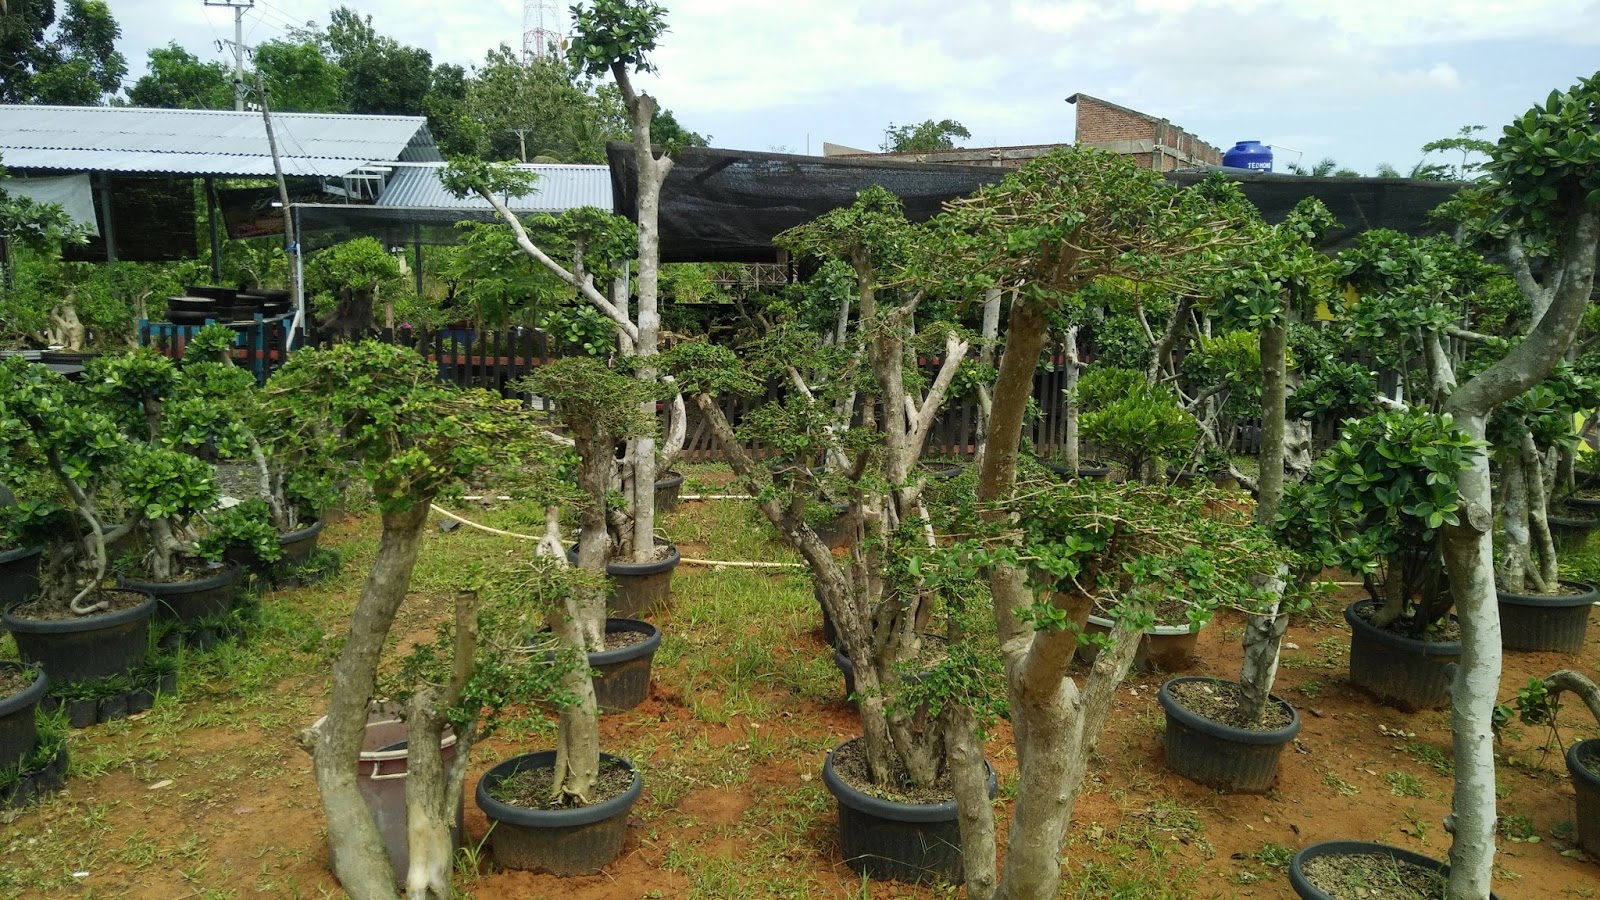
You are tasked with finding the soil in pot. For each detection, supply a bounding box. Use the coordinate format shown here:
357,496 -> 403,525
1496,580 -> 1595,653
1287,841 -> 1497,900
1159,677 -> 1298,793
476,751 -> 643,876
487,758 -> 635,811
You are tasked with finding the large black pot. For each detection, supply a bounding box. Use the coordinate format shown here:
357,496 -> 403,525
810,503 -> 853,551
0,661 -> 48,771
1344,600 -> 1461,712
652,471 -> 685,514
475,751 -> 642,875
1549,508 -> 1599,551
3,590 -> 157,686
1288,840 -> 1499,899
0,544 -> 43,608
119,560 -> 243,625
605,545 -> 680,618
589,618 -> 661,713
821,739 -> 997,885
278,519 -> 324,565
1496,581 -> 1595,654
1569,738 -> 1600,858
1157,676 -> 1300,793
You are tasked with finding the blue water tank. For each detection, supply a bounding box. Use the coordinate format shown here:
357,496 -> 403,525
1223,141 -> 1273,172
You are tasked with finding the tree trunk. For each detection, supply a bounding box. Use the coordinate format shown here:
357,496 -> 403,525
1061,326 -> 1081,471
946,701 -> 996,900
1240,322 -> 1288,721
308,502 -> 431,900
1524,433 -> 1558,587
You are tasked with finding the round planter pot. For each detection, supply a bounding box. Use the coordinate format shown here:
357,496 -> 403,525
0,544 -> 43,609
278,519 -> 324,565
119,561 -> 243,625
590,618 -> 661,713
604,545 -> 680,619
3,591 -> 157,686
1344,600 -> 1461,712
1549,509 -> 1598,552
475,750 -> 643,876
0,662 -> 48,771
1288,840 -> 1498,900
1043,461 -> 1110,481
1564,493 -> 1600,514
821,740 -> 997,885
1569,738 -> 1600,858
1497,581 -> 1595,654
1157,677 -> 1300,793
652,471 -> 685,514
1078,614 -> 1204,673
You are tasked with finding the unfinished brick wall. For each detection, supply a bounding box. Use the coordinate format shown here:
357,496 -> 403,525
1069,94 -> 1222,171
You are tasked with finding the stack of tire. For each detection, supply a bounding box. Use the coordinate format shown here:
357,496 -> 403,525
164,287 -> 292,326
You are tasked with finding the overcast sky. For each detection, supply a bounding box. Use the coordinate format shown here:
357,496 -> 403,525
115,0 -> 1600,174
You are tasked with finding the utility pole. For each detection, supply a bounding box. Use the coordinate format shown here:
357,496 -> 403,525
206,0 -> 254,111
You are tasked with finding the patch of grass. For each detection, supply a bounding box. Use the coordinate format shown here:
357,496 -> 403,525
1324,771 -> 1359,796
1500,813 -> 1540,842
1403,739 -> 1453,775
1385,770 -> 1428,798
1297,678 -> 1323,699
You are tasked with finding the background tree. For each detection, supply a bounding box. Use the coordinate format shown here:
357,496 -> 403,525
884,118 -> 971,152
252,37 -> 344,113
0,0 -> 124,104
322,7 -> 433,117
1422,124 -> 1496,181
126,43 -> 232,109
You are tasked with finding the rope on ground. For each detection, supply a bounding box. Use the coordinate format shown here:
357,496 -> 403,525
428,504 -> 805,569
677,494 -> 749,501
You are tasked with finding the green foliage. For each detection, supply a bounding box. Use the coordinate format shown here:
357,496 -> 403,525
1278,408 -> 1479,624
660,340 -> 761,397
1289,359 -> 1376,422
304,237 -> 403,297
1078,368 -> 1197,481
126,42 -> 232,109
196,499 -> 284,565
263,340 -> 555,513
1487,72 -> 1600,229
568,0 -> 670,80
120,443 -> 217,524
884,119 -> 971,153
0,0 -> 126,105
522,356 -> 659,440
1181,329 -> 1261,419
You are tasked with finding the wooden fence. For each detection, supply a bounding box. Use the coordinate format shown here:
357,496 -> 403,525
141,323 -> 1345,463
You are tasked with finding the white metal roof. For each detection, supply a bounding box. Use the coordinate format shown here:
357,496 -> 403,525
374,163 -> 612,213
0,105 -> 440,177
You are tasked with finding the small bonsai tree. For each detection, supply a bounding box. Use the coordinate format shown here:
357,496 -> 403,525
0,357 -> 131,613
304,237 -> 404,335
273,340 -> 561,899
520,356 -> 657,801
1076,366 -> 1197,483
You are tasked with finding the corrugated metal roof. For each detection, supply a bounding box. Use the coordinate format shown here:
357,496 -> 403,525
375,163 -> 612,213
0,105 -> 439,177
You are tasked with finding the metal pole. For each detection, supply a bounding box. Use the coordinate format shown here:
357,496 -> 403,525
205,176 -> 222,281
204,0 -> 254,111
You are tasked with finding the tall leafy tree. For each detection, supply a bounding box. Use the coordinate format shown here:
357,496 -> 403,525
322,6 -> 433,117
0,0 -> 125,104
884,118 -> 970,152
126,43 -> 232,109
253,38 -> 345,113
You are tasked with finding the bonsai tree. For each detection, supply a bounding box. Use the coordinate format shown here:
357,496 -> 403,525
0,357 -> 131,613
272,340 -> 559,899
520,356 -> 657,800
304,237 -> 403,335
0,157 -> 89,350
666,185 -> 975,792
443,0 -> 687,568
1076,366 -> 1197,482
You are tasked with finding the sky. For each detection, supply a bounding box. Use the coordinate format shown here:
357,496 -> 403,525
112,0 -> 1600,175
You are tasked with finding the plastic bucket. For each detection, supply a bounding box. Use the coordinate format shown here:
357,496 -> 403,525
343,706 -> 461,884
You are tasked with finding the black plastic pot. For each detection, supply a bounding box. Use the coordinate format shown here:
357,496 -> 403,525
821,739 -> 997,885
1497,581 -> 1595,653
119,560 -> 243,625
1569,738 -> 1600,858
1344,600 -> 1461,712
604,545 -> 680,618
475,750 -> 642,875
0,544 -> 43,608
0,662 -> 47,770
278,519 -> 324,565
1157,677 -> 1300,793
653,471 -> 685,514
590,619 -> 661,713
3,590 -> 157,686
1550,509 -> 1598,551
814,581 -> 840,649
1288,840 -> 1498,899
810,504 -> 854,551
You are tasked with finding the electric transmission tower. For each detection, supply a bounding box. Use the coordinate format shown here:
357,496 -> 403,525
521,0 -> 565,63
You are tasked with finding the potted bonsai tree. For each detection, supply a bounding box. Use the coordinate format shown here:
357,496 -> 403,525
0,357 -> 157,698
272,339 -> 565,899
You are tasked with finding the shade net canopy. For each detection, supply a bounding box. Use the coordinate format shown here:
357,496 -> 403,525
608,144 -> 1007,263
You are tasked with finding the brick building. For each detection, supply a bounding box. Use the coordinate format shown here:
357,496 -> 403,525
1066,93 -> 1222,171
823,92 -> 1222,172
